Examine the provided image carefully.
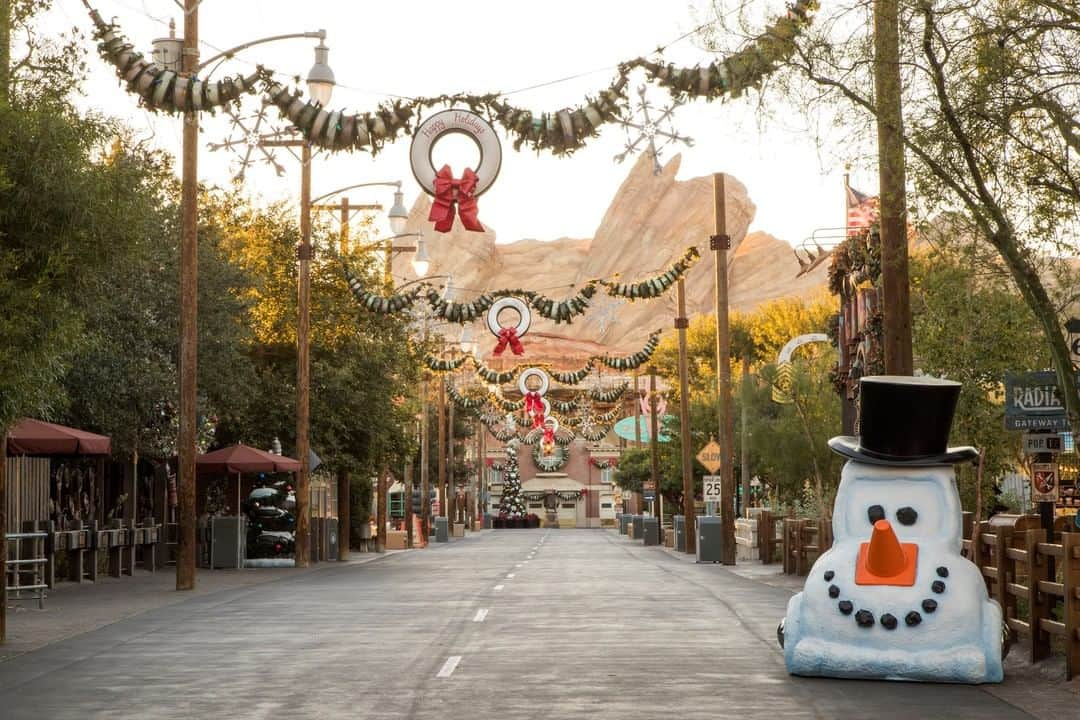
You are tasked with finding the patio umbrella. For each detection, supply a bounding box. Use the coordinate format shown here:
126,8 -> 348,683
613,415 -> 674,443
196,444 -> 300,474
7,418 -> 112,455
197,444 -> 301,569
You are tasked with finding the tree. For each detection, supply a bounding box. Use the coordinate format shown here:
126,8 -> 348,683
498,441 -> 526,518
909,233 -> 1051,514
702,0 -> 1080,435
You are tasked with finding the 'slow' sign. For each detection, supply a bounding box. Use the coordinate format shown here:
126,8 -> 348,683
1004,371 -> 1079,431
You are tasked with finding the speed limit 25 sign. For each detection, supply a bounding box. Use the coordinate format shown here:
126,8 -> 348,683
702,475 -> 723,503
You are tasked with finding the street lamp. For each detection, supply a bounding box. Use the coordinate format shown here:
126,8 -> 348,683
306,39 -> 335,106
388,189 -> 410,235
158,5 -> 330,591
412,235 -> 431,277
459,325 -> 478,356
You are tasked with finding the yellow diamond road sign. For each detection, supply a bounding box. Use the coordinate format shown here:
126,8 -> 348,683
696,440 -> 723,474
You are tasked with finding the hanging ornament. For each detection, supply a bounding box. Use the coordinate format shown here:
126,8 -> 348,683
411,109 -> 502,233
613,85 -> 694,174
487,297 -> 531,356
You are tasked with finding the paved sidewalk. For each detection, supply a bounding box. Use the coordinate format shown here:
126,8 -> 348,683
1,549 -> 403,662
620,529 -> 1080,717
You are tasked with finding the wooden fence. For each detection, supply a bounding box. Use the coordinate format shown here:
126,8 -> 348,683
968,522 -> 1080,680
771,517 -> 833,575
4,457 -> 50,530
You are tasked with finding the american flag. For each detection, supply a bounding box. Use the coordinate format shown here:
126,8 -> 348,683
846,184 -> 879,235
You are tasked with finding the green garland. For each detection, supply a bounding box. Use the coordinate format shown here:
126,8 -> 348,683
599,247 -> 701,300
597,331 -> 661,371
425,355 -> 468,373
83,2 -> 819,157
551,396 -> 585,414
446,381 -> 488,410
589,382 -> 629,404
579,425 -> 610,442
533,442 -> 569,472
490,395 -> 525,412
84,5 -> 266,115
550,361 -> 594,386
421,285 -> 598,326
345,269 -> 424,314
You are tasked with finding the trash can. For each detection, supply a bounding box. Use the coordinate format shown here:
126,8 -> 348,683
619,514 -> 631,535
631,515 -> 644,540
435,517 -> 449,543
673,515 -> 686,552
643,517 -> 660,546
696,516 -> 725,563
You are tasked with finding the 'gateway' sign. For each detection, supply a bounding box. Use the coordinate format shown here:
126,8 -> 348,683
1003,371 -> 1079,431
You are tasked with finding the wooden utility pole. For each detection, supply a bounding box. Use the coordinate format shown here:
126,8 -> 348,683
648,370 -> 660,518
437,380 -> 447,519
176,0 -> 199,592
295,141 -> 313,567
420,377 -> 431,539
740,359 -> 751,516
712,173 -> 736,565
404,458 -> 414,548
1,0 -> 10,642
676,279 -> 696,554
447,379 -> 456,525
375,468 -> 386,553
337,469 -> 350,561
873,0 -> 914,375
633,371 -> 642,448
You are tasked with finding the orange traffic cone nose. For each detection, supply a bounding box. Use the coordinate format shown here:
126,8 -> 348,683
855,519 -> 918,586
866,520 -> 906,576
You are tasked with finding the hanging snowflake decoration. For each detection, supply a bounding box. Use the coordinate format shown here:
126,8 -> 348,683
208,102 -> 312,183
614,85 -> 694,175
589,294 -> 627,336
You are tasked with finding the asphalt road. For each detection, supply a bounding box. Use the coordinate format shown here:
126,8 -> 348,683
0,530 -> 1037,719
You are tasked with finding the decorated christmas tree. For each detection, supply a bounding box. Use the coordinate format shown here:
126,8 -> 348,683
499,441 -> 526,518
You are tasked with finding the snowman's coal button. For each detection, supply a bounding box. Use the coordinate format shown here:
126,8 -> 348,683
880,613 -> 898,630
824,570 -> 835,581
838,600 -> 854,615
896,506 -> 918,525
905,611 -> 922,626
867,505 -> 885,524
931,580 -> 946,594
936,566 -> 949,578
828,584 -> 840,598
922,599 -> 938,613
855,610 -> 875,627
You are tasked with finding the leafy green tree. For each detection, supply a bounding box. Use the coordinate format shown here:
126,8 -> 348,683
702,0 -> 1080,435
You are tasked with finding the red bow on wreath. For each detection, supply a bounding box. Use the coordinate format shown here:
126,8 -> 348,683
493,327 -> 525,356
428,165 -> 484,233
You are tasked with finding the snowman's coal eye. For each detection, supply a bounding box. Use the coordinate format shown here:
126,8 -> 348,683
867,505 -> 885,524
896,506 -> 918,525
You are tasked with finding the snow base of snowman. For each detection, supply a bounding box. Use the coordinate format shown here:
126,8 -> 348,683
781,462 -> 1004,684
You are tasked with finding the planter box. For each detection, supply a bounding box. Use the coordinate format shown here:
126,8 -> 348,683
385,530 -> 408,550
452,523 -> 465,538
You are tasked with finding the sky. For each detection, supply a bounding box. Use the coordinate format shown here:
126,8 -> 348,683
41,0 -> 877,247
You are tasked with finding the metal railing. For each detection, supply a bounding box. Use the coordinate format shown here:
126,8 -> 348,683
5,531 -> 48,609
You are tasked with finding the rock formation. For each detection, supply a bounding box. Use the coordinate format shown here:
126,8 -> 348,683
391,152 -> 830,361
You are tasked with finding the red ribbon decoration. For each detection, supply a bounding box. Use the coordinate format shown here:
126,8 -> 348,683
428,165 -> 484,233
543,427 -> 555,445
524,391 -> 544,418
493,327 -> 525,356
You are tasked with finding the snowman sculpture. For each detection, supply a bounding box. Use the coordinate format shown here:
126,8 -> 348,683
780,376 -> 1005,683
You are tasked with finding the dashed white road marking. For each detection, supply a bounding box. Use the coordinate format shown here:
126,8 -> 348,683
515,563 -> 523,567
474,609 -> 489,623
437,656 -> 462,678
493,584 -> 504,591
507,573 -> 515,578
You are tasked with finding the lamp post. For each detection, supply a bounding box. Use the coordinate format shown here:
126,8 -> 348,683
154,9 -> 329,588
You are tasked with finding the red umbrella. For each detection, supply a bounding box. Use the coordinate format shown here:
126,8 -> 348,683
196,444 -> 300,474
7,418 -> 112,455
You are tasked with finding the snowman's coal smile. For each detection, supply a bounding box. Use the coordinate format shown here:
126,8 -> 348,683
825,565 -> 949,629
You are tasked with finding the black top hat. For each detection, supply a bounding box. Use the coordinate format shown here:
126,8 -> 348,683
828,375 -> 978,466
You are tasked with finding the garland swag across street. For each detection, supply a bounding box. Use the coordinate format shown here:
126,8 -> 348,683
83,1 -> 819,157
343,249 -> 700,324
423,330 -> 662,382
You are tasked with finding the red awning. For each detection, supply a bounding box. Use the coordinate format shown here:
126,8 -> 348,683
7,418 -> 112,456
196,444 -> 301,474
